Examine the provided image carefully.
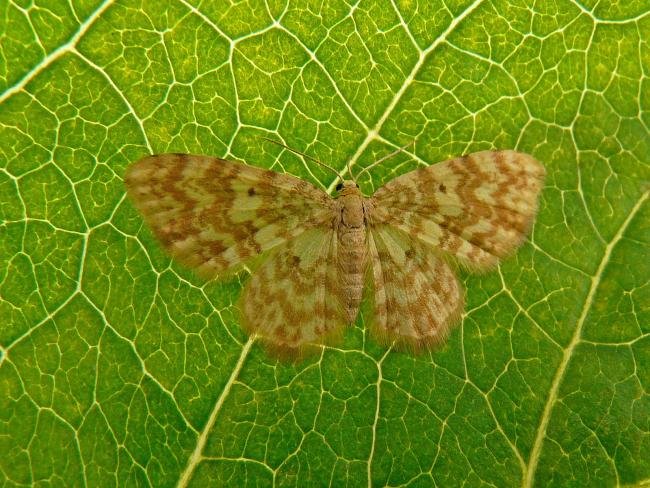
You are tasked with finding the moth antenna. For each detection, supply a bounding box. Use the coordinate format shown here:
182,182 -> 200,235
354,140 -> 415,180
261,138 -> 344,181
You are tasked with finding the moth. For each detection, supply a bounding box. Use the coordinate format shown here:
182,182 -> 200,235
125,144 -> 545,357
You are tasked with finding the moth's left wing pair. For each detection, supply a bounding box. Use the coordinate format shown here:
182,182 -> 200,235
125,154 -> 348,353
367,150 -> 545,349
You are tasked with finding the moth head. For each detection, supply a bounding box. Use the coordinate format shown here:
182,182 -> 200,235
335,180 -> 361,196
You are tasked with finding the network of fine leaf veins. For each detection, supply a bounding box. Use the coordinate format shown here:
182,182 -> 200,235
1,0 -> 647,486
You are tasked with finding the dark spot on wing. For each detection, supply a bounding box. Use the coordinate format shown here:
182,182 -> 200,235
171,153 -> 189,165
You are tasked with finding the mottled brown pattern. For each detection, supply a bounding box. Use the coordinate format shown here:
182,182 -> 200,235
370,150 -> 545,270
240,227 -> 346,356
125,149 -> 544,357
125,154 -> 335,279
368,225 -> 464,350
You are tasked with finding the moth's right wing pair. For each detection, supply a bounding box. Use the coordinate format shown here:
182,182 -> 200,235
125,154 -> 349,354
366,150 -> 545,349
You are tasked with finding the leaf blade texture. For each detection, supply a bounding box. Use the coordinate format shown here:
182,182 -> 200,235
1,1 -> 648,487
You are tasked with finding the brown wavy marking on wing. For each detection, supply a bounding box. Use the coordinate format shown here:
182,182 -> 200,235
367,225 -> 464,351
369,150 -> 545,270
124,153 -> 336,278
239,227 -> 348,358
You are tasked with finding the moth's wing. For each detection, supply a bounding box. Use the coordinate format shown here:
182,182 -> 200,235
240,226 -> 348,357
367,225 -> 464,350
124,153 -> 335,278
369,150 -> 545,269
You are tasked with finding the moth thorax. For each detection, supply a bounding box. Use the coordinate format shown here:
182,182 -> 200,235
340,194 -> 364,228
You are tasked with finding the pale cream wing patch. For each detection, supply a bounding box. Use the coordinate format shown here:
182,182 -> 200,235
240,227 -> 348,356
370,150 -> 545,269
368,225 -> 464,350
124,153 -> 335,278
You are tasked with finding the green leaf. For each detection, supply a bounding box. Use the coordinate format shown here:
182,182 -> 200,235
1,1 -> 648,486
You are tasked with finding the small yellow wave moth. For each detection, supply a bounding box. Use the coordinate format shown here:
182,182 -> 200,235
125,146 -> 544,357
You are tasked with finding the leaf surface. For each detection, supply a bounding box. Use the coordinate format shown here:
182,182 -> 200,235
1,1 -> 649,486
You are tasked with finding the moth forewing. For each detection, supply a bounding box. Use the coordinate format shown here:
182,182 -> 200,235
369,150 -> 545,271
